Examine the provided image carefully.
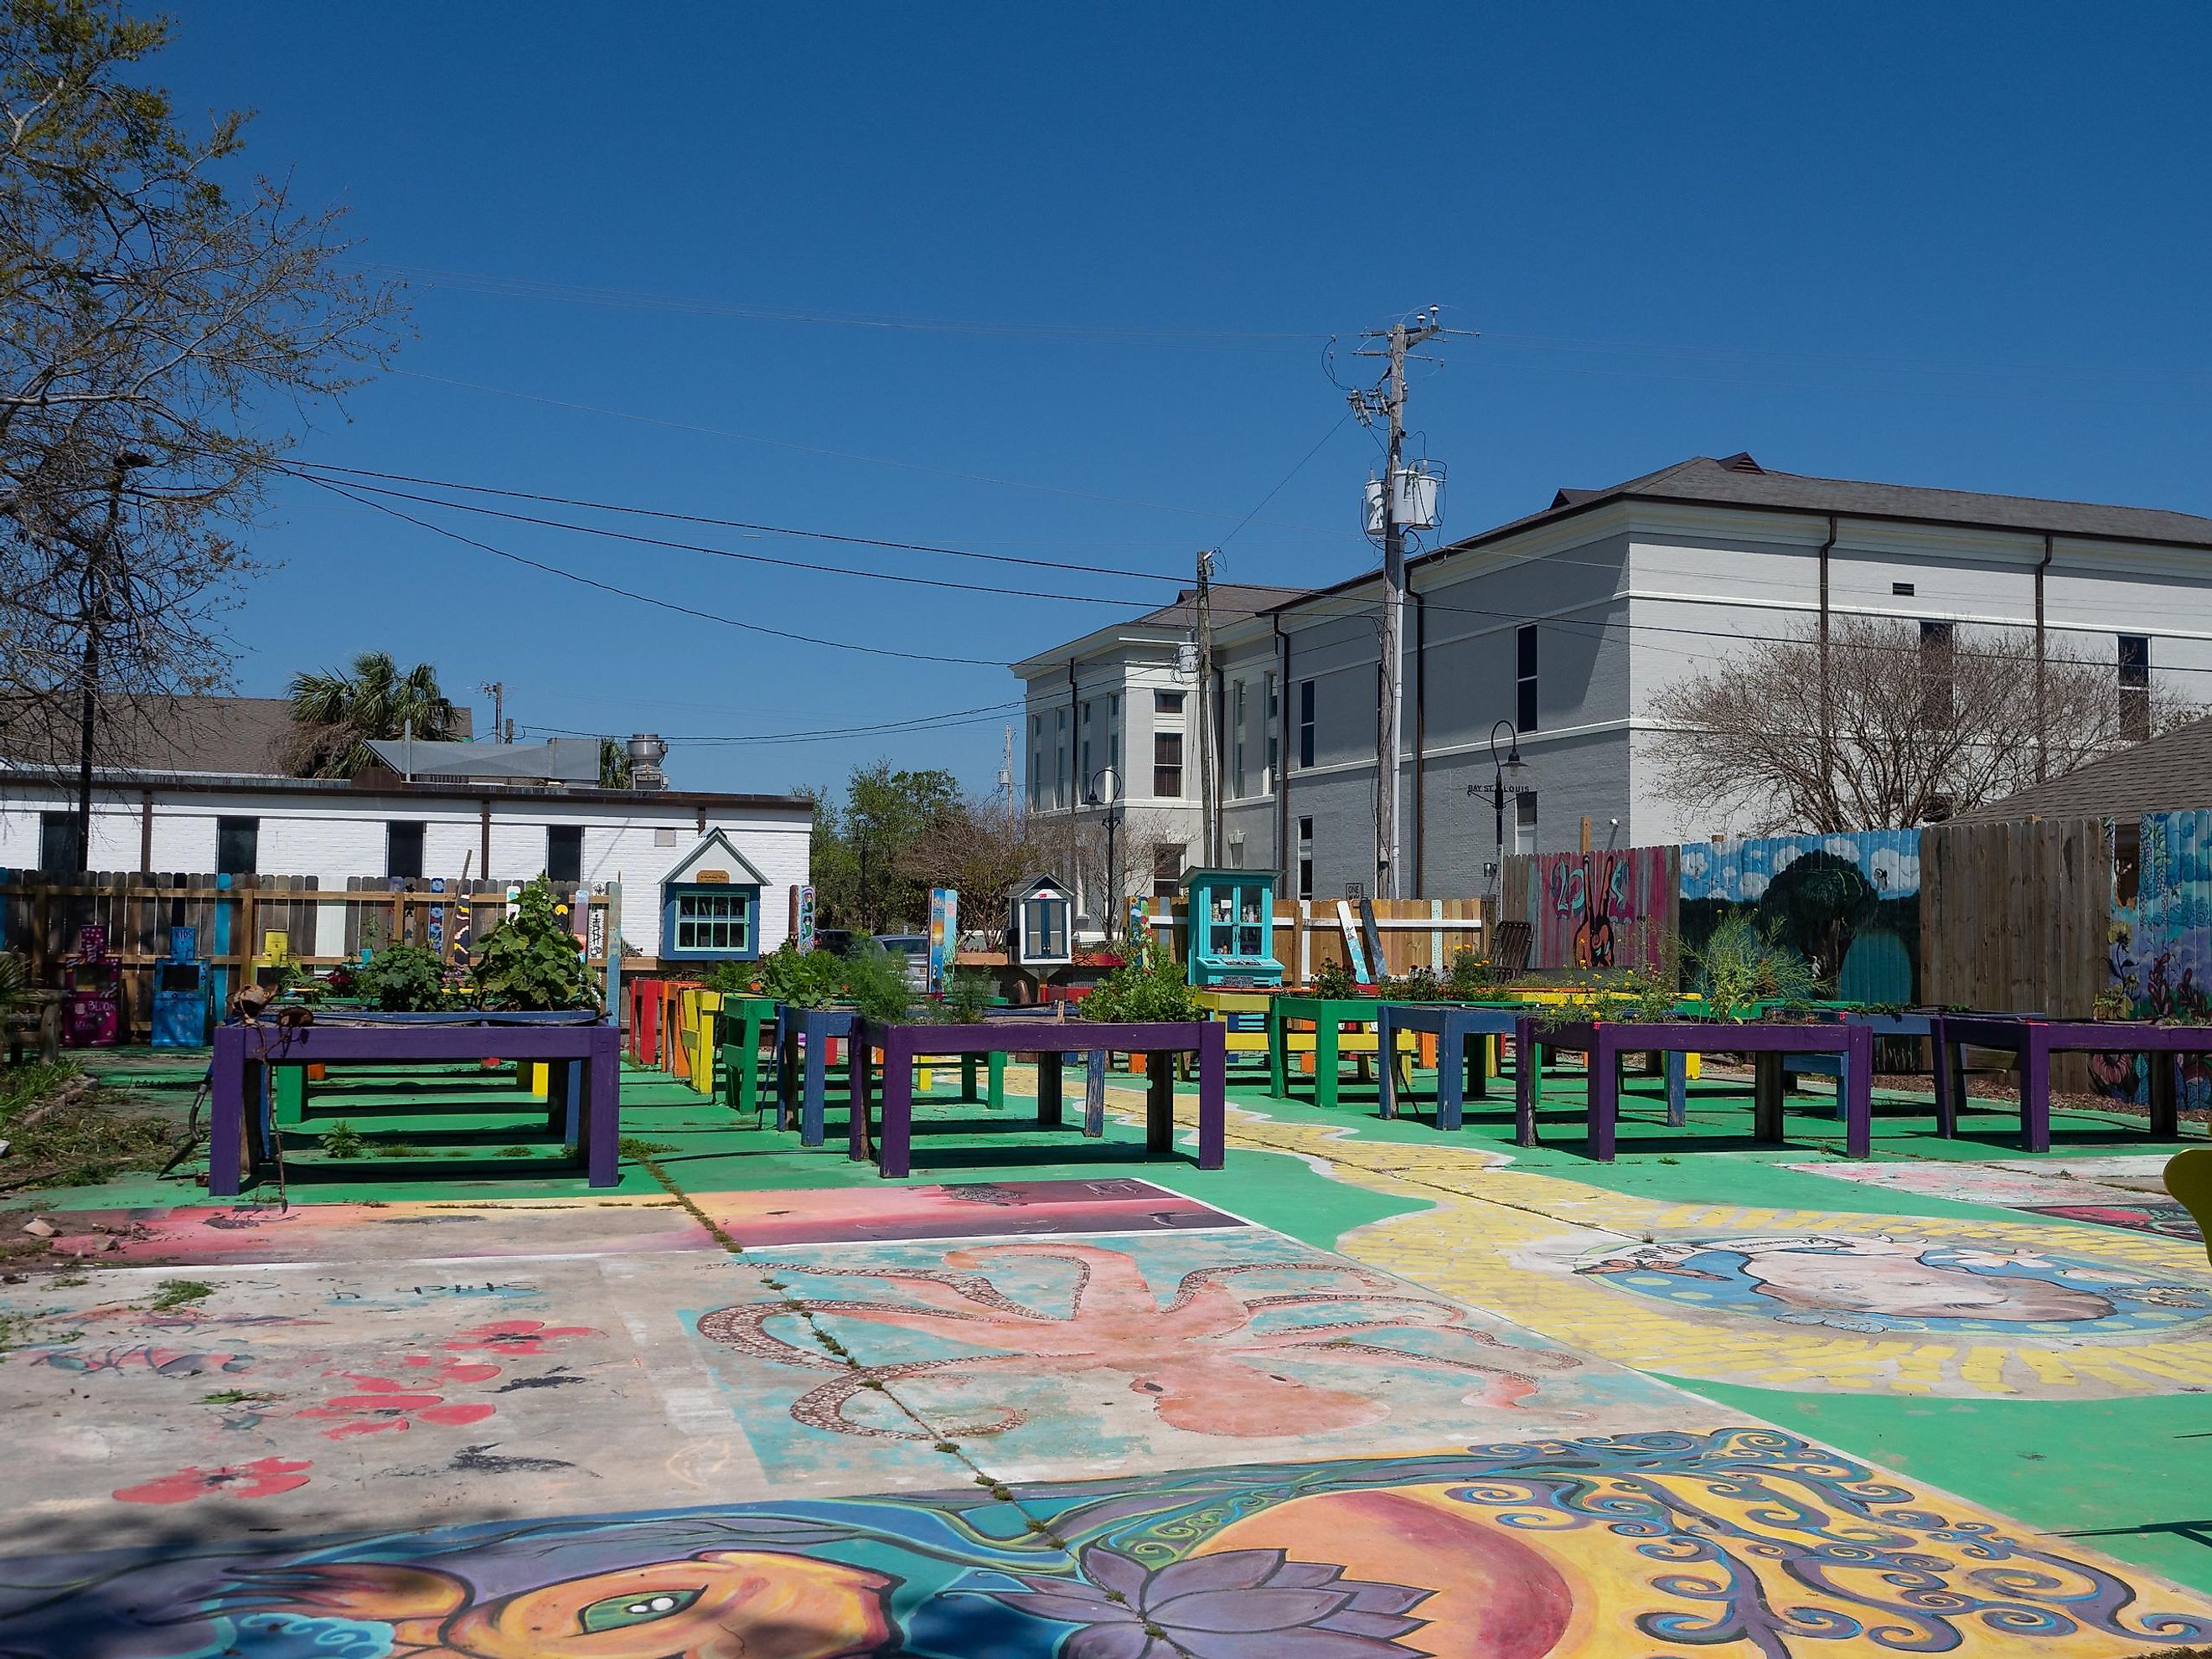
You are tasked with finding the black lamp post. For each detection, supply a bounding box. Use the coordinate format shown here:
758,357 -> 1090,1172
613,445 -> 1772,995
1086,767 -> 1124,945
1468,719 -> 1528,890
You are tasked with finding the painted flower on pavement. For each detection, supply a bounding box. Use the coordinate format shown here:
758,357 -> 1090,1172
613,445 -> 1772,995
441,1318 -> 600,1357
381,1355 -> 502,1386
294,1376 -> 495,1439
113,1457 -> 311,1505
987,1544 -> 1431,1657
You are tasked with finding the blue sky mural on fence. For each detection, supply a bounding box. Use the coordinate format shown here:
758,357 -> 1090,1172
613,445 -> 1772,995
1678,831 -> 1922,1004
1678,832 -> 1921,903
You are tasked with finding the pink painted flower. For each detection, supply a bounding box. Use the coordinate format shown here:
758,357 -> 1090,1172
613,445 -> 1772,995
441,1319 -> 599,1357
113,1457 -> 312,1505
376,1356 -> 502,1387
294,1377 -> 495,1439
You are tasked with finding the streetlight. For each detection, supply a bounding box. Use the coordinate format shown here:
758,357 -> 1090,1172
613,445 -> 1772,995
1467,720 -> 1529,892
1085,766 -> 1124,946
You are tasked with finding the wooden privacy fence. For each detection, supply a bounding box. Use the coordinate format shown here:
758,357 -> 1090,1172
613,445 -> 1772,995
1147,897 -> 1487,982
0,872 -> 612,1041
1921,817 -> 2110,1017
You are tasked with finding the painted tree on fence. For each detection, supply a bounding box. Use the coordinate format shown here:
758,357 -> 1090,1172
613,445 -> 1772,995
1648,614 -> 2199,831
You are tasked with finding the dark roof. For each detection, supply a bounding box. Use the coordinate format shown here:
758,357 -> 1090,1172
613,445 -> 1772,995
1140,584 -> 1306,628
0,695 -> 463,776
0,762 -> 809,812
1272,452 -> 2212,615
1950,719 -> 2212,824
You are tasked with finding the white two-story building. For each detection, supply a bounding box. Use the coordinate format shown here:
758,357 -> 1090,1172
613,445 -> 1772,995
1016,452 -> 2212,909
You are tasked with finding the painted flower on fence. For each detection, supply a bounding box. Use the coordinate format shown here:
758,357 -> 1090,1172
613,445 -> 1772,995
294,1376 -> 495,1439
441,1318 -> 600,1357
985,1544 -> 1432,1657
113,1457 -> 311,1505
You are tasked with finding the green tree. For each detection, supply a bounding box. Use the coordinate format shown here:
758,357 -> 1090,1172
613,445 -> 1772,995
287,651 -> 461,778
597,737 -> 633,788
2,0 -> 406,781
812,761 -> 959,933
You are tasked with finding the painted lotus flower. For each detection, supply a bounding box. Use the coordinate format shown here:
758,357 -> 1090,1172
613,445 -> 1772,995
113,1457 -> 311,1505
294,1377 -> 495,1439
987,1544 -> 1431,1657
441,1318 -> 599,1356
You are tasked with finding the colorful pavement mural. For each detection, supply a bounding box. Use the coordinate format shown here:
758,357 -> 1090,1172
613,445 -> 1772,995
693,1177 -> 1247,1247
3,1429 -> 2209,1658
1782,1157 -> 2202,1244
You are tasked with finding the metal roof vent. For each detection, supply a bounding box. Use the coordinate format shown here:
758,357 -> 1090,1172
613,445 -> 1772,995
1717,452 -> 1765,473
626,732 -> 669,791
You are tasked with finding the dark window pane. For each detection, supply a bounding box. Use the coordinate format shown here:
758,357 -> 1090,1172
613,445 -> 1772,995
546,824 -> 583,884
216,817 -> 258,876
1297,680 -> 1316,767
386,821 -> 426,880
39,813 -> 80,876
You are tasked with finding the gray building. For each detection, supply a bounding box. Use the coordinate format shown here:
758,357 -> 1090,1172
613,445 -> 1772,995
1016,452 -> 2212,907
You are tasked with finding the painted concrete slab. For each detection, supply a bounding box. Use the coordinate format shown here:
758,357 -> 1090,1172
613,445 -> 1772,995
692,1176 -> 1247,1248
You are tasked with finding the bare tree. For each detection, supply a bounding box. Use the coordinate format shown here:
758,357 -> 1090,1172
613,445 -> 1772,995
1026,806 -> 1188,943
1649,613 -> 2200,832
1,1 -> 406,846
900,798 -> 1044,950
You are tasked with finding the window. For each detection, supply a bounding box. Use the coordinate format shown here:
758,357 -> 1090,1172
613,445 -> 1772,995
1154,729 -> 1184,798
1231,680 -> 1247,797
546,824 -> 584,884
1296,816 -> 1314,901
1155,690 -> 1184,715
1264,672 -> 1279,790
654,827 -> 677,848
1079,699 -> 1093,793
670,886 -> 754,955
1055,708 -> 1067,808
1151,845 -> 1184,903
1513,791 -> 1538,855
1516,625 -> 1539,733
2120,634 -> 2151,742
1107,693 -> 1122,777
386,820 -> 426,881
1918,621 -> 1955,726
1021,896 -> 1067,960
1298,680 -> 1316,768
215,817 -> 259,876
39,811 -> 80,876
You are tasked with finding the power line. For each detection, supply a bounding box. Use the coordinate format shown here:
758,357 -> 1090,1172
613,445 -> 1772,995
522,695 -> 1028,747
282,459 -> 1191,584
278,467 -> 1176,606
300,476 -> 1006,668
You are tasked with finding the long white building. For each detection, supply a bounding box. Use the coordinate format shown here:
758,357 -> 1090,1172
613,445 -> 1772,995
1016,452 -> 2212,908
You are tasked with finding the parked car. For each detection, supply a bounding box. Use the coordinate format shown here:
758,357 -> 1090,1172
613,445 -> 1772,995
872,933 -> 931,989
812,928 -> 860,959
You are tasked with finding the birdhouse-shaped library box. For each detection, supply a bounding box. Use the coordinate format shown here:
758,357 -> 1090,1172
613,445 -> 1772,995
1182,868 -> 1281,988
1010,873 -> 1075,969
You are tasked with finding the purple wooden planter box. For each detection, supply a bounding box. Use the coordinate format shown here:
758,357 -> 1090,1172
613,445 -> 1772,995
208,1021 -> 622,1196
1539,1019 -> 1873,1161
852,1018 -> 1225,1180
1935,1015 -> 2212,1152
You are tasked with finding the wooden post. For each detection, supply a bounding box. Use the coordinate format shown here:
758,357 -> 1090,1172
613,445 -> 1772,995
1579,816 -> 1592,853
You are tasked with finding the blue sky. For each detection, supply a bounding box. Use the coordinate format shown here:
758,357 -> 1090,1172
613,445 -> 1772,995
157,3 -> 2212,796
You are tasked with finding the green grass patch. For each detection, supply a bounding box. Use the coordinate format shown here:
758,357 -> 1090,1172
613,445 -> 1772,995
619,1137 -> 675,1160
0,1061 -> 180,1191
148,1279 -> 213,1310
199,1388 -> 274,1404
319,1123 -> 366,1160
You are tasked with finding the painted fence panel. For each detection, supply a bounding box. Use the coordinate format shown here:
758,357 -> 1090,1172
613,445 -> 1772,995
1507,846 -> 1678,973
1679,830 -> 1922,1004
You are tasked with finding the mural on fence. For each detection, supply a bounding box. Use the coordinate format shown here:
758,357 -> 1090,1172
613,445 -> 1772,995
2103,809 -> 2212,1105
1518,845 -> 1674,973
1677,831 -> 1920,1004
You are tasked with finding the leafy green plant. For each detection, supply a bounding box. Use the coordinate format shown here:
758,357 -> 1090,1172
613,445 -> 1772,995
838,943 -> 917,1023
319,1122 -> 365,1160
619,1136 -> 674,1160
1445,947 -> 1502,1000
943,969 -> 995,1024
1083,943 -> 1200,1024
472,878 -> 600,1010
199,1389 -> 274,1404
1309,958 -> 1357,999
350,943 -> 449,1011
149,1279 -> 212,1309
0,949 -> 28,1018
1378,966 -> 1449,1002
497,1145 -> 535,1158
748,942 -> 846,1008
1691,912 -> 1817,1021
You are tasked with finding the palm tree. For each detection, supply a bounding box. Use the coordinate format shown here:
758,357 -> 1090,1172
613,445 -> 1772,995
287,652 -> 462,778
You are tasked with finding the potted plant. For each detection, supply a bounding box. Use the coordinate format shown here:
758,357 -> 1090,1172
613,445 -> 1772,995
471,877 -> 602,1011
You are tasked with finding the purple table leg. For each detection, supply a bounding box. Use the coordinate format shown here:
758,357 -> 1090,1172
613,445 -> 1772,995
586,1029 -> 619,1187
1930,1016 -> 1956,1136
2149,1051 -> 2181,1138
1146,1055 -> 1174,1153
1436,1020 -> 1465,1131
848,1037 -> 873,1163
1844,1024 -> 1873,1158
2021,1029 -> 2051,1153
1196,1021 -> 1225,1170
209,1030 -> 245,1197
1513,1015 -> 1538,1146
1037,1052 -> 1064,1127
1589,1031 -> 1619,1160
877,1031 -> 912,1176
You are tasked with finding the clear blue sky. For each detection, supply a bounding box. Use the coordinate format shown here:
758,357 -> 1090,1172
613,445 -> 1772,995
158,3 -> 2212,797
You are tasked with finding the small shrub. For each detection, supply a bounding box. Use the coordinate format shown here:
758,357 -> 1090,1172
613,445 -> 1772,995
1310,959 -> 1358,999
351,943 -> 449,1012
839,943 -> 917,1024
749,942 -> 846,1008
150,1279 -> 213,1310
320,1122 -> 365,1160
943,969 -> 995,1025
1083,944 -> 1199,1024
497,1144 -> 535,1158
1692,913 -> 1817,1021
1445,948 -> 1502,1000
1378,967 -> 1449,1002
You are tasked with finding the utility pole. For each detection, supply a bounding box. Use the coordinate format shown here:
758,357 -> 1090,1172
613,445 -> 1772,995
478,681 -> 506,742
1351,308 -> 1445,899
1001,725 -> 1016,816
1194,548 -> 1218,866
